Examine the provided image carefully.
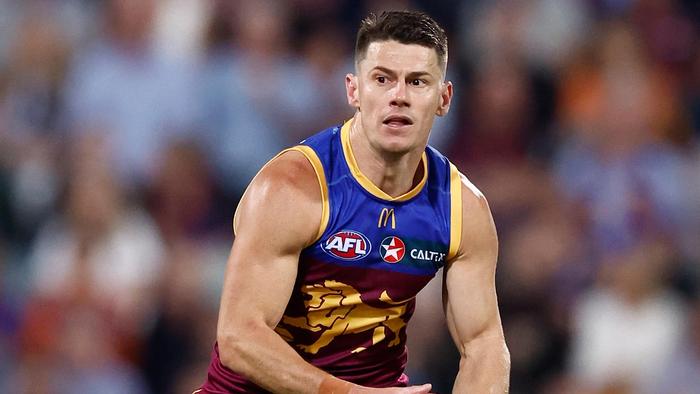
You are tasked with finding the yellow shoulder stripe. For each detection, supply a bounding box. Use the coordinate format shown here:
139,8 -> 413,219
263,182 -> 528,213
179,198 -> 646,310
447,162 -> 463,261
288,145 -> 330,245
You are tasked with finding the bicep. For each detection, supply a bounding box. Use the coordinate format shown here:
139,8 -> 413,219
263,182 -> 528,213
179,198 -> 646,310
443,183 -> 502,352
218,234 -> 301,332
218,152 -> 322,333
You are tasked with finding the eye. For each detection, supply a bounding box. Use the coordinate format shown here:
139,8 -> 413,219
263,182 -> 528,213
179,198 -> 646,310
376,75 -> 387,84
410,79 -> 426,86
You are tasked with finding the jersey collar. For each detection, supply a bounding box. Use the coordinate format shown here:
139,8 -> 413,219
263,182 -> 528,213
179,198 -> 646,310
340,119 -> 428,202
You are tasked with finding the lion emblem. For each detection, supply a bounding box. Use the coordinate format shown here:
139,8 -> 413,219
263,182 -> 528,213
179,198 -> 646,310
276,280 -> 410,354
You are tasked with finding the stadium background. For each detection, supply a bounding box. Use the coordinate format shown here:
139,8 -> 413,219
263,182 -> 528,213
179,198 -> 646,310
0,0 -> 699,393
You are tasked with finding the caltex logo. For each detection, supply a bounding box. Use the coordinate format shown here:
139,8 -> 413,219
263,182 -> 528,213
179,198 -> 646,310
380,236 -> 405,263
324,230 -> 371,260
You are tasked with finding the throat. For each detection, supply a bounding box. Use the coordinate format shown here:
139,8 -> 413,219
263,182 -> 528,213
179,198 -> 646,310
374,160 -> 425,197
346,116 -> 427,200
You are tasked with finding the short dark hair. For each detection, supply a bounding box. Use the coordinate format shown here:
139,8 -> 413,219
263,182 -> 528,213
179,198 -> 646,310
355,10 -> 448,70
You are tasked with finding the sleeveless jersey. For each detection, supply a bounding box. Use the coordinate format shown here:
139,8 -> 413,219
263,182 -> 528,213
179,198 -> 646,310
201,120 -> 463,393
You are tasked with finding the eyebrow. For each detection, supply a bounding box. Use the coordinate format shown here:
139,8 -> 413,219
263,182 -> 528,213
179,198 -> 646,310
370,66 -> 433,80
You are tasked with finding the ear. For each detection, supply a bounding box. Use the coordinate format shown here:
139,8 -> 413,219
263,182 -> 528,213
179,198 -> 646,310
345,73 -> 360,109
435,80 -> 453,117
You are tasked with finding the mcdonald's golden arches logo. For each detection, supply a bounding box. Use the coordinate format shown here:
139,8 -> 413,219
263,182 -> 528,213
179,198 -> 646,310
378,208 -> 396,229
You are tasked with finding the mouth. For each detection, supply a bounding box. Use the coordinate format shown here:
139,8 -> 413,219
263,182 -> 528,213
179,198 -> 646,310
382,115 -> 414,128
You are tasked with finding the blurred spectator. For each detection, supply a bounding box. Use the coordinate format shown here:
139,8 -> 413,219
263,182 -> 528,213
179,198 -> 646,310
142,240 -> 219,394
555,21 -> 689,258
0,3 -> 72,243
498,194 -> 585,392
14,135 -> 162,393
142,137 -> 229,394
448,54 -> 550,229
295,22 -> 354,140
631,0 -> 697,77
152,0 -> 210,61
146,140 -> 222,243
63,0 -> 198,190
26,135 -> 164,340
569,241 -> 687,392
0,3 -> 69,140
16,134 -> 165,392
16,298 -> 149,394
451,56 -> 536,167
197,0 -> 319,199
459,0 -> 590,72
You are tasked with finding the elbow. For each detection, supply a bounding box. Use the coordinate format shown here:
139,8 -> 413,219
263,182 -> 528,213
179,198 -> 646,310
499,342 -> 512,389
217,319 -> 271,371
484,339 -> 510,374
217,330 -> 247,371
493,337 -> 511,368
459,335 -> 510,366
501,341 -> 511,371
458,339 -> 511,390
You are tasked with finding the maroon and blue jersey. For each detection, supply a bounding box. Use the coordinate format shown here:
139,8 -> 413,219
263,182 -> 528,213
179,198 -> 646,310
200,120 -> 463,393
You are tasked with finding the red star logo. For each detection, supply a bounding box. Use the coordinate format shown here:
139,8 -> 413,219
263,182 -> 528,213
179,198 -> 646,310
380,236 -> 405,263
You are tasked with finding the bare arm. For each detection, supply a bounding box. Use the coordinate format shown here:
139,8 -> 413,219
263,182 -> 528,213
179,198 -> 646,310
216,150 -> 330,392
216,150 -> 431,394
443,177 -> 510,393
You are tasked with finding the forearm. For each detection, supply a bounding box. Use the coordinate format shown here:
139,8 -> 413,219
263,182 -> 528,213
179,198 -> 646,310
219,323 -> 333,393
452,336 -> 510,393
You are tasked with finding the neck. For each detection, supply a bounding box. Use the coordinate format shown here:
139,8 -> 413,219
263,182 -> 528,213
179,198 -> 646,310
348,114 -> 425,198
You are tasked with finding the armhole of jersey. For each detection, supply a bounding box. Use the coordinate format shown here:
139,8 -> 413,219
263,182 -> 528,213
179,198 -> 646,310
291,145 -> 330,245
232,146 -> 330,243
447,162 -> 463,261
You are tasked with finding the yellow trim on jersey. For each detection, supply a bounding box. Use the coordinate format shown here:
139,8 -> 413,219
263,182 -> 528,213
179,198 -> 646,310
447,163 -> 463,261
340,120 -> 428,202
232,147 -> 330,245
289,145 -> 330,244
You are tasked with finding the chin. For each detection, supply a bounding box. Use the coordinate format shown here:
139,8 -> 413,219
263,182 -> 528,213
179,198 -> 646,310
378,139 -> 414,155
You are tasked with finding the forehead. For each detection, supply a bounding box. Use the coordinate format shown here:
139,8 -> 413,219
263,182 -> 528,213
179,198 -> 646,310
359,40 -> 442,76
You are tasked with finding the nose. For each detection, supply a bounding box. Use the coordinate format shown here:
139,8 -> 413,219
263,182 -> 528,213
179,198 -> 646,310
390,82 -> 409,107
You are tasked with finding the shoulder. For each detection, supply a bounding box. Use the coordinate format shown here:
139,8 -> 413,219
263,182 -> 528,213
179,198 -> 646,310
458,172 -> 489,214
234,149 -> 323,247
259,149 -> 320,190
454,169 -> 498,261
238,149 -> 321,214
443,158 -> 490,221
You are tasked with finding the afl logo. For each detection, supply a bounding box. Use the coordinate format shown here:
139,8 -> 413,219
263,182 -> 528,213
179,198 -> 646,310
380,236 -> 406,263
324,230 -> 371,260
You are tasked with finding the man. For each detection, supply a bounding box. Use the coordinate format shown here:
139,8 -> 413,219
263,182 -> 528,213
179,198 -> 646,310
197,10 -> 510,393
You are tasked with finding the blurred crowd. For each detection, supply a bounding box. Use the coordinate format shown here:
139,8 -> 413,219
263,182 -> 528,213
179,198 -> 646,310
0,0 -> 699,393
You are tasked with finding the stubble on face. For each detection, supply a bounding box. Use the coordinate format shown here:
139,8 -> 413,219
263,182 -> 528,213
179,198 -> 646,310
353,40 -> 449,157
